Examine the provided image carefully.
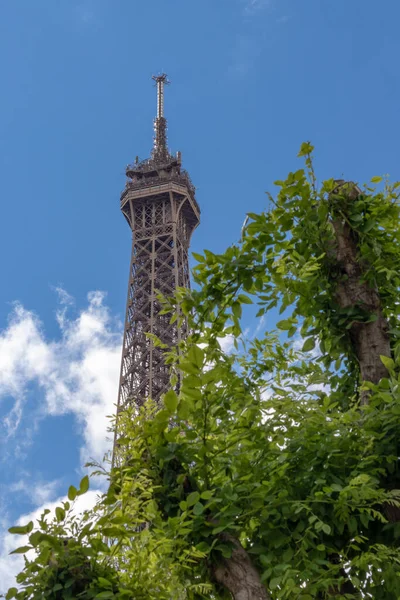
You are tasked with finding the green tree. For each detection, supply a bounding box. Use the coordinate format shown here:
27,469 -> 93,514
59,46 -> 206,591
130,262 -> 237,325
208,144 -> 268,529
5,144 -> 400,599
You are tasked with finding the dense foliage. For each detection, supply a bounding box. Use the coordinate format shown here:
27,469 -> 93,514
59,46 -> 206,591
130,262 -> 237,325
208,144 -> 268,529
5,144 -> 400,599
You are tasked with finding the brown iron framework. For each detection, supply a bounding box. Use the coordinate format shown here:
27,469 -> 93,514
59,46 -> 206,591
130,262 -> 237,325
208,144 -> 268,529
116,75 -> 200,413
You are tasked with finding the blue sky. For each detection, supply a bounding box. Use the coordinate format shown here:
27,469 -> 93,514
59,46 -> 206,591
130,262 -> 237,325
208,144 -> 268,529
1,0 -> 400,589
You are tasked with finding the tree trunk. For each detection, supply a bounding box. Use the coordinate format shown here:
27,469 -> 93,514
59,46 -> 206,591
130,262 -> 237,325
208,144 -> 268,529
330,182 -> 399,524
330,181 -> 391,400
212,534 -> 270,600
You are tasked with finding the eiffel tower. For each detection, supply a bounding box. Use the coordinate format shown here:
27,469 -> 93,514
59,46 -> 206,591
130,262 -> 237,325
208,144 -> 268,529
116,75 -> 200,416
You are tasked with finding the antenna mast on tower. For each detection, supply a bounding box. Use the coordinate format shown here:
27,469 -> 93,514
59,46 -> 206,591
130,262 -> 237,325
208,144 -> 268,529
152,73 -> 170,161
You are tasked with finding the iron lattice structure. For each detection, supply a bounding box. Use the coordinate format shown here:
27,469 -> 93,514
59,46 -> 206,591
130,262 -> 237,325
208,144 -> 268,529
116,75 -> 200,413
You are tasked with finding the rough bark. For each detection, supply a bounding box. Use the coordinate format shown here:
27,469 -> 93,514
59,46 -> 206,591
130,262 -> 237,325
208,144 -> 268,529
384,502 -> 400,523
212,534 -> 270,600
330,181 -> 391,401
330,181 -> 399,524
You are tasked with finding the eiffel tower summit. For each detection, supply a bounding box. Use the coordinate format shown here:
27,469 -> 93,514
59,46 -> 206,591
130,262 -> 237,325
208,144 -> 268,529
116,74 -> 200,413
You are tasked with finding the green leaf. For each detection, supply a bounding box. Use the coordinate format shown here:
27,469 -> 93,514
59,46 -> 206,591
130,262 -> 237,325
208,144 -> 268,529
212,525 -> 228,535
5,588 -> 18,600
232,302 -> 242,319
238,294 -> 253,304
188,345 -> 205,369
10,545 -> 33,554
321,523 -> 331,535
193,502 -> 204,516
282,548 -> 293,562
187,492 -> 200,507
179,360 -> 201,375
80,475 -> 90,494
177,399 -> 191,419
350,474 -> 370,486
298,141 -> 314,157
380,355 -> 395,370
26,520 -> 34,533
68,485 -> 78,501
55,507 -> 65,522
201,490 -> 213,500
192,252 -> 204,262
29,531 -> 42,547
331,484 -> 342,492
95,593 -> 115,599
276,319 -> 293,331
102,522 -> 127,536
52,584 -> 63,592
371,176 -> 382,183
302,337 -> 316,352
8,521 -> 33,535
360,219 -> 375,234
97,577 -> 113,588
164,390 -> 178,413
269,577 -> 281,590
348,516 -> 358,533
196,541 -> 210,553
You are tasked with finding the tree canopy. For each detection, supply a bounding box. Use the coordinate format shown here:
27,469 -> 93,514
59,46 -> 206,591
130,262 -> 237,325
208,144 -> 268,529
5,144 -> 400,599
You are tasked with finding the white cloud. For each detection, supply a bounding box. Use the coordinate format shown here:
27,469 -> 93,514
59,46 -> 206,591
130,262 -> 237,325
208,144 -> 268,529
0,291 -> 122,463
0,305 -> 52,438
242,0 -> 272,15
9,479 -> 62,507
0,489 -> 101,594
218,334 -> 236,354
252,314 -> 266,339
53,287 -> 74,307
